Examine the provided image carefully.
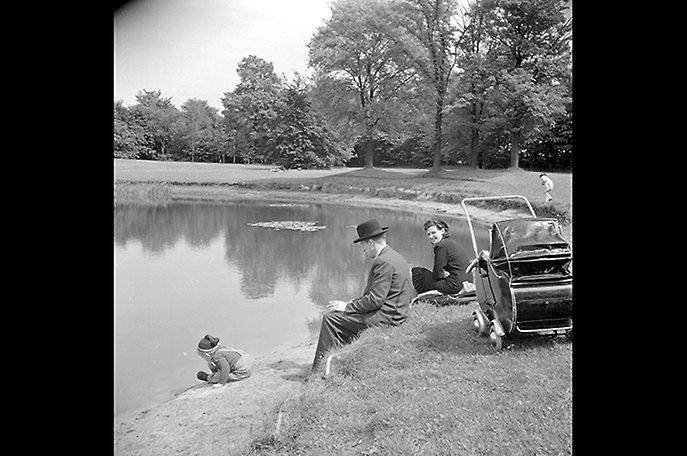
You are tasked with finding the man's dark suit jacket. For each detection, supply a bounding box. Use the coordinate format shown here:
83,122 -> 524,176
344,245 -> 412,325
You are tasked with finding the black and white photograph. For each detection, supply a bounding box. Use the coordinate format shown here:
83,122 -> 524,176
114,1 -> 573,454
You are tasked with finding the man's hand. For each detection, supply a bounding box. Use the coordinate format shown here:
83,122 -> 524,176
327,300 -> 348,312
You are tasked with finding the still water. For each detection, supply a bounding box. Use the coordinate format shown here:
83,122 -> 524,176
114,200 -> 489,416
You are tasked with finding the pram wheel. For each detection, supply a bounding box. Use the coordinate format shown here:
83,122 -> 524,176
489,325 -> 502,350
472,307 -> 488,336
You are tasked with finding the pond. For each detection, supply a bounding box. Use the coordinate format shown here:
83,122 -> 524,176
114,199 -> 489,416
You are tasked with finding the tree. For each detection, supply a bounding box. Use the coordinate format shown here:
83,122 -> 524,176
114,101 -> 145,159
445,0 -> 501,168
484,0 -> 572,168
309,0 -> 416,168
521,77 -> 572,170
130,89 -> 180,160
389,0 -> 461,171
221,56 -> 283,164
270,78 -> 347,169
179,99 -> 221,162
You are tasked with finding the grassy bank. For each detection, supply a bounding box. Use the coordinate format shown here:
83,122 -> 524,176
114,181 -> 172,207
248,303 -> 572,456
114,160 -> 572,224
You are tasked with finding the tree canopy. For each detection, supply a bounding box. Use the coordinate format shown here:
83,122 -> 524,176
114,0 -> 572,171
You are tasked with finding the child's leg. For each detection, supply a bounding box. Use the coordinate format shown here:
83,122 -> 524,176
227,354 -> 252,381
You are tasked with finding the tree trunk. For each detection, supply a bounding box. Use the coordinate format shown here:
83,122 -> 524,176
510,130 -> 521,168
431,97 -> 443,171
362,102 -> 375,168
364,138 -> 374,168
468,126 -> 479,168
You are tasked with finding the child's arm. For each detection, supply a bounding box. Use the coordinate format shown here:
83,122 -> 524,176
206,357 -> 232,384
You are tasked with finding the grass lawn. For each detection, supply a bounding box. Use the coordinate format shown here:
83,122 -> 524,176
114,159 -> 356,183
114,159 -> 572,221
248,303 -> 572,456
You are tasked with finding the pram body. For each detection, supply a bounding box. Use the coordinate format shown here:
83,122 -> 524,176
462,196 -> 572,349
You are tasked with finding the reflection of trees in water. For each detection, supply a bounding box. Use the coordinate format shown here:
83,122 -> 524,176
114,202 -> 486,305
114,204 -> 228,254
223,204 -> 367,301
114,202 -> 370,302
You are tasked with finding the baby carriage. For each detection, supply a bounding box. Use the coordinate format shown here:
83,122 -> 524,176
461,196 -> 572,349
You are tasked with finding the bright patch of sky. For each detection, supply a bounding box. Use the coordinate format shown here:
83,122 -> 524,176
114,0 -> 333,110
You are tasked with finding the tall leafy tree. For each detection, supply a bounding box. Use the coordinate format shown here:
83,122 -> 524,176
130,89 -> 180,160
484,0 -> 572,168
114,101 -> 153,159
389,0 -> 461,171
179,99 -> 221,162
447,0 -> 500,168
270,78 -> 347,169
309,0 -> 416,168
221,55 -> 283,164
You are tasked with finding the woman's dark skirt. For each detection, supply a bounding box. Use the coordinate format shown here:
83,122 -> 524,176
412,266 -> 463,295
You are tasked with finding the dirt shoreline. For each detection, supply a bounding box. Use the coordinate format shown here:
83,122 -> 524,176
114,185 -> 572,455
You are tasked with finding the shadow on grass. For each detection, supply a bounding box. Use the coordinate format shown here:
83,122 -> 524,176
266,359 -> 312,383
414,318 -> 487,356
330,167 -> 423,180
414,316 -> 571,356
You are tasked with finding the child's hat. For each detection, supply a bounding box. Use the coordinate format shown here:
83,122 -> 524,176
198,334 -> 220,352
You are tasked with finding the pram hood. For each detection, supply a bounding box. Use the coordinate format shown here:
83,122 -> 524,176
490,218 -> 570,260
490,218 -> 572,280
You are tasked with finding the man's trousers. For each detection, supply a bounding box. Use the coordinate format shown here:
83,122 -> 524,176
312,310 -> 389,370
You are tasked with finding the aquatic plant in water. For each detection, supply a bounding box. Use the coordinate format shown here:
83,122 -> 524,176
247,221 -> 327,232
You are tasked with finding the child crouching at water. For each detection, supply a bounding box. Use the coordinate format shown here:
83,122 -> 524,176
196,334 -> 252,384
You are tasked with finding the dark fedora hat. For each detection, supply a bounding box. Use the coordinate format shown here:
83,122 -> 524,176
353,219 -> 389,243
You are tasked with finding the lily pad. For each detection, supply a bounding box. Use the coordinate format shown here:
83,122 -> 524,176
247,221 -> 327,232
266,203 -> 310,208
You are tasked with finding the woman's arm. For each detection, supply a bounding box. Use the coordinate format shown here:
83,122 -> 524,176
433,244 -> 450,279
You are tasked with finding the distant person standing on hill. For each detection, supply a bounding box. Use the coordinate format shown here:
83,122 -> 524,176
540,173 -> 554,203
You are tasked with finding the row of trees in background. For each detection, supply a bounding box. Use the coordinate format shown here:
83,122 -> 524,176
114,0 -> 572,170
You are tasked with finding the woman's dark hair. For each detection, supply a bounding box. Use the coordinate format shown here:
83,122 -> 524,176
423,219 -> 449,232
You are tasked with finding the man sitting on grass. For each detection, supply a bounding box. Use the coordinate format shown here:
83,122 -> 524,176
312,219 -> 412,372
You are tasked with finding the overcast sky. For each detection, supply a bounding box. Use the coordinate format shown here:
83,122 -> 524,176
114,0 -> 333,111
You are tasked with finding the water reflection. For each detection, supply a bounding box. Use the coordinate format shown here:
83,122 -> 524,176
114,200 -> 489,415
115,201 -> 483,305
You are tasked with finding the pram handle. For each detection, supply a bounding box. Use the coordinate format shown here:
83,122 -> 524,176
465,257 -> 479,274
461,195 -> 537,256
465,250 -> 490,274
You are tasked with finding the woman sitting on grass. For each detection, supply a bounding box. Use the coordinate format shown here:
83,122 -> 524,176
412,219 -> 472,295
